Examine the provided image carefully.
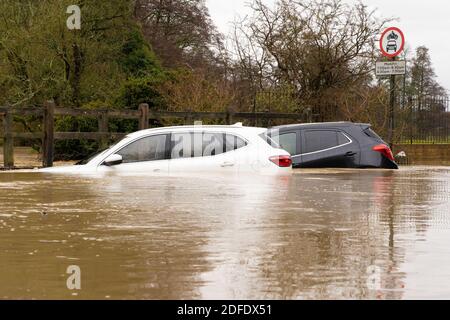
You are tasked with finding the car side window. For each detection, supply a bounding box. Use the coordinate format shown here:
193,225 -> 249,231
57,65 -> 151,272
171,132 -> 247,159
117,134 -> 168,163
337,132 -> 350,145
225,134 -> 247,152
303,130 -> 350,154
202,133 -> 224,157
277,132 -> 298,155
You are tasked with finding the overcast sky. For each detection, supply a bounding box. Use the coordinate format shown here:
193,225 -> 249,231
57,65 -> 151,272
206,0 -> 450,92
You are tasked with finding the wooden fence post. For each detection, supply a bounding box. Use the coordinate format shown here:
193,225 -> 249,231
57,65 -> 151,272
42,101 -> 55,168
3,111 -> 14,168
226,107 -> 234,125
139,103 -> 149,130
98,111 -> 109,149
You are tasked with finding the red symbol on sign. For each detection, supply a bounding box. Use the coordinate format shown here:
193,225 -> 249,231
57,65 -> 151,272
380,27 -> 405,58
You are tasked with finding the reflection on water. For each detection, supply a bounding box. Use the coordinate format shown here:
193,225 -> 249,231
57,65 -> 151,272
0,167 -> 449,299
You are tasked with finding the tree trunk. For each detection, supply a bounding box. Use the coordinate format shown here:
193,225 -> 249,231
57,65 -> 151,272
72,43 -> 84,107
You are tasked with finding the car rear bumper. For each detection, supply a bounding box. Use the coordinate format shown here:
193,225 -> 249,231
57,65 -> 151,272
381,158 -> 399,169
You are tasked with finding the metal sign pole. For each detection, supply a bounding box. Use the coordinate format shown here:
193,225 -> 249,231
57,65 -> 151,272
388,57 -> 397,148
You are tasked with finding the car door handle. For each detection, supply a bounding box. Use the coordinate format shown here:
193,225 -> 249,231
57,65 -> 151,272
345,151 -> 356,157
221,162 -> 235,168
153,169 -> 161,172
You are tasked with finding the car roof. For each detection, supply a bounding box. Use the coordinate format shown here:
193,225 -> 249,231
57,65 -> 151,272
126,124 -> 266,139
270,122 -> 370,130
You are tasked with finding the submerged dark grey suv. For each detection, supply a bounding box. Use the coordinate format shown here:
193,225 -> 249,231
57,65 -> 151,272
267,122 -> 398,169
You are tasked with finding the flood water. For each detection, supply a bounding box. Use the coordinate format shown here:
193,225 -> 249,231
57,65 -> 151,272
0,167 -> 449,300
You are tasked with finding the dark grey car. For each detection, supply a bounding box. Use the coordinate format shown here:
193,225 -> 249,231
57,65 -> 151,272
267,122 -> 398,169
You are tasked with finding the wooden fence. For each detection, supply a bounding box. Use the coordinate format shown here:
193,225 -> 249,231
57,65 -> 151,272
0,101 -> 304,168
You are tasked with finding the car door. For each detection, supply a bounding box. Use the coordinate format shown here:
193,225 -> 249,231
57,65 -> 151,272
168,131 -> 239,174
98,134 -> 170,174
299,130 -> 358,168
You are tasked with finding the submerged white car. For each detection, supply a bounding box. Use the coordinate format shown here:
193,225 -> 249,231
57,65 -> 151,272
40,124 -> 292,175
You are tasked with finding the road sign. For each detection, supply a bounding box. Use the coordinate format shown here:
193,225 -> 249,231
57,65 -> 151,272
380,27 -> 405,58
376,61 -> 406,76
378,27 -> 406,148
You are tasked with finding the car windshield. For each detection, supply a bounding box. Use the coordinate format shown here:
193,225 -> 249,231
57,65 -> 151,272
75,147 -> 110,165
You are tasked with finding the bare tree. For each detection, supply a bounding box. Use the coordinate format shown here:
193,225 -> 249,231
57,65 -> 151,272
232,0 -> 391,119
134,0 -> 223,70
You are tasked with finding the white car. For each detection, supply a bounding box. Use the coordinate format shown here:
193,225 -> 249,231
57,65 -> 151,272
39,124 -> 292,175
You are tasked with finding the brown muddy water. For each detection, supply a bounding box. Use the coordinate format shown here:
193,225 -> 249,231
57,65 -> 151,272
0,167 -> 449,300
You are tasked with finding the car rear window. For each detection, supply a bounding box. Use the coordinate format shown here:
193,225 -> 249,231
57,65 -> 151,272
364,128 -> 383,141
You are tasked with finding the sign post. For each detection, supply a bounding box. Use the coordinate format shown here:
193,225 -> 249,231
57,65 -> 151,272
379,27 -> 406,148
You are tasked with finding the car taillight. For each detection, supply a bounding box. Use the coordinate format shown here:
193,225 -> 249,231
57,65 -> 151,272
269,155 -> 292,167
372,144 -> 395,161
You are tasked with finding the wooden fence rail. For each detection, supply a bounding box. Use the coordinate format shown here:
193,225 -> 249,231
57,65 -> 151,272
0,102 -> 304,169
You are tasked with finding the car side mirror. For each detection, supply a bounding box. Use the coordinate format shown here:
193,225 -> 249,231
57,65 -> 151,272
103,154 -> 123,166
